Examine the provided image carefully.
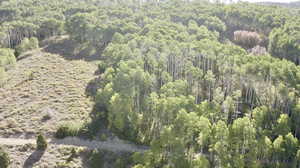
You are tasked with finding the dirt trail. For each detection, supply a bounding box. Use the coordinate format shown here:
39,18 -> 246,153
0,137 -> 148,153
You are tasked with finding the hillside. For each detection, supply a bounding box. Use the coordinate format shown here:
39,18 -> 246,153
0,0 -> 300,167
0,36 -> 148,167
0,40 -> 97,138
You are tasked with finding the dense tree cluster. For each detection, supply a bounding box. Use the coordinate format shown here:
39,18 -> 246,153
0,0 -> 300,167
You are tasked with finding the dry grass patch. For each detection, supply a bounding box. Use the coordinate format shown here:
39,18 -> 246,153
0,50 -> 98,138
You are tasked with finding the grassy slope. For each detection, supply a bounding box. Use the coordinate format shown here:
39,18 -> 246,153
0,37 -> 101,167
0,46 -> 98,138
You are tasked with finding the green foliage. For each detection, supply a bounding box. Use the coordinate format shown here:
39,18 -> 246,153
55,122 -> 83,139
15,37 -> 39,56
114,158 -> 126,168
38,18 -> 64,39
99,134 -> 107,141
269,22 -> 300,64
0,66 -> 5,85
0,48 -> 15,85
0,48 -> 15,66
36,134 -> 47,150
88,150 -> 103,168
0,146 -> 9,168
1,0 -> 300,167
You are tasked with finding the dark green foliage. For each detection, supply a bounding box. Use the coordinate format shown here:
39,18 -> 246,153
36,134 -> 47,150
0,146 -> 9,168
88,150 -> 103,168
269,22 -> 300,64
37,18 -> 64,39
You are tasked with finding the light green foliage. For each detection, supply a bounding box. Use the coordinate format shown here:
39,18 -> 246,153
55,122 -> 83,139
276,114 -> 291,136
192,155 -> 210,168
15,37 -> 39,56
0,48 -> 15,84
0,48 -> 15,66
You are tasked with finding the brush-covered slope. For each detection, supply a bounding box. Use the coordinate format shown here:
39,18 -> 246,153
0,48 -> 97,138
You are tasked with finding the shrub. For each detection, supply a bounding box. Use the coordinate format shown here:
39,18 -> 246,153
15,37 -> 39,56
36,134 -> 47,150
55,122 -> 83,139
0,146 -> 10,168
114,158 -> 126,168
131,152 -> 144,165
99,134 -> 107,141
88,150 -> 103,168
0,48 -> 16,66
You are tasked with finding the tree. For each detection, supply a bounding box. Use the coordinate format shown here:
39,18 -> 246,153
273,133 -> 298,165
192,155 -> 210,168
268,23 -> 300,65
229,117 -> 257,167
275,114 -> 291,136
233,30 -> 261,49
211,121 -> 230,168
291,102 -> 300,138
37,18 -> 64,39
0,21 -> 38,48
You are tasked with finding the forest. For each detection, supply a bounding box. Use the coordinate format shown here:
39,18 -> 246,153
0,0 -> 300,167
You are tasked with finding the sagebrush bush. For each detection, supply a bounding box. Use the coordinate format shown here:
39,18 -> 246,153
36,134 -> 47,150
0,146 -> 10,168
55,122 -> 83,139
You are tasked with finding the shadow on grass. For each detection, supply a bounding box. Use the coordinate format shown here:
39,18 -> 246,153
41,36 -> 103,62
85,76 -> 102,97
23,150 -> 45,168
